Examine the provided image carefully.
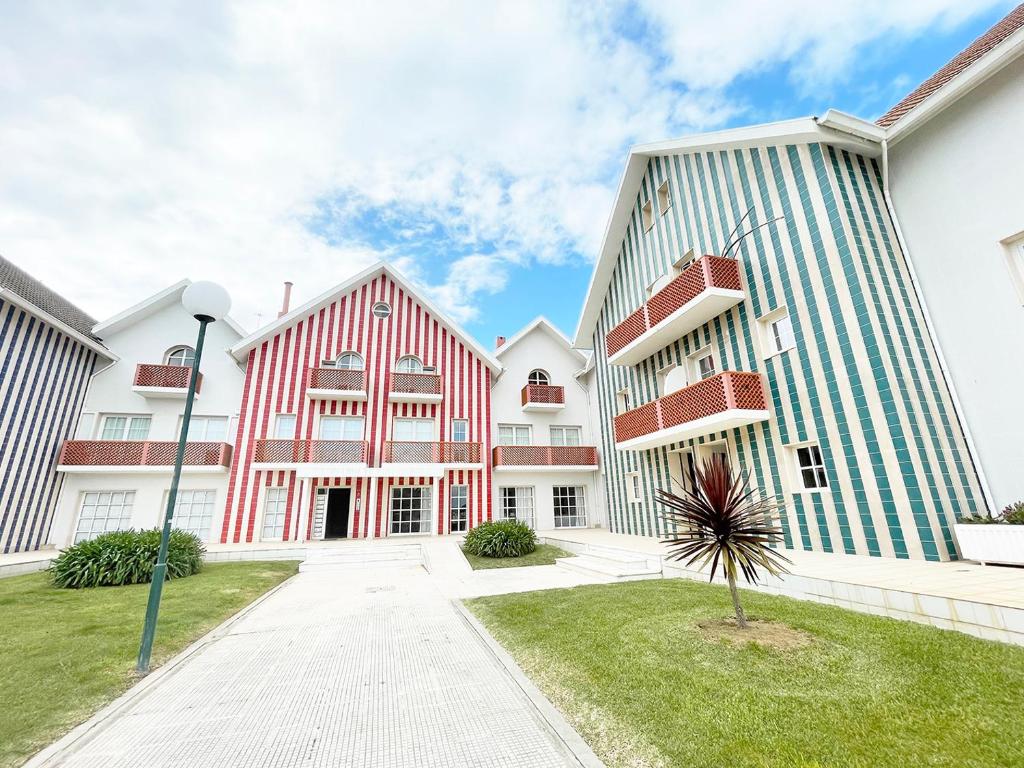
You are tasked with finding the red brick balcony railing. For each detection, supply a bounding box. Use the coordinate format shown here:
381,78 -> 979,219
613,371 -> 767,444
605,256 -> 742,358
383,441 -> 482,464
492,445 -> 598,467
390,372 -> 442,396
521,384 -> 565,406
306,368 -> 367,392
133,363 -> 203,393
58,440 -> 231,467
253,439 -> 368,464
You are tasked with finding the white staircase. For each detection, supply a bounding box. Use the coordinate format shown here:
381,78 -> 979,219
555,546 -> 662,581
299,544 -> 423,572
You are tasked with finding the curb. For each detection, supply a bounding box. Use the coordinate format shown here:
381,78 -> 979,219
452,599 -> 606,768
24,570 -> 300,768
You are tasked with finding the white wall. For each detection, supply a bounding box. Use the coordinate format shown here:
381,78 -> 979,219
888,53 -> 1024,509
491,323 -> 605,529
53,299 -> 245,547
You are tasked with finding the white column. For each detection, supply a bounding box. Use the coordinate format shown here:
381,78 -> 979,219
296,477 -> 310,542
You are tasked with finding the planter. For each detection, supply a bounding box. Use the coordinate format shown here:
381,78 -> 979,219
955,523 -> 1024,566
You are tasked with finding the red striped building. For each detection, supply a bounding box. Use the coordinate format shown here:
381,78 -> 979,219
221,262 -> 500,542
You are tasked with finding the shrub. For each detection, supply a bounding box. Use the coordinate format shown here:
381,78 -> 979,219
958,503 -> 1024,525
50,529 -> 205,589
463,520 -> 537,558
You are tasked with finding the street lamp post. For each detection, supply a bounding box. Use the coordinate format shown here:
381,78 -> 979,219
136,281 -> 231,674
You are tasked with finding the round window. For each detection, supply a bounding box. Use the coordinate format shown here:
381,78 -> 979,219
371,302 -> 392,319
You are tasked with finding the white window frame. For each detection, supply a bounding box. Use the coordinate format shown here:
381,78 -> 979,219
390,485 -> 432,535
498,423 -> 532,446
616,388 -> 631,415
451,419 -> 469,442
392,417 -> 434,442
758,306 -> 797,359
553,485 -> 587,528
449,484 -> 468,533
657,180 -> 672,215
274,413 -> 297,439
75,490 -> 135,543
527,369 -> 550,386
641,199 -> 654,232
625,472 -> 642,504
261,487 -> 289,540
689,346 -> 716,382
500,486 -> 535,528
99,414 -> 152,441
550,426 -> 581,446
1002,231 -> 1024,304
323,351 -> 363,370
320,415 -> 365,441
395,355 -> 424,373
165,346 -> 195,367
170,489 -> 216,540
792,442 -> 829,492
183,415 -> 229,442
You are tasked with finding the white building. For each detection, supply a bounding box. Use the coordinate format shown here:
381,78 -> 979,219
51,281 -> 246,547
491,318 -> 605,531
880,5 -> 1024,511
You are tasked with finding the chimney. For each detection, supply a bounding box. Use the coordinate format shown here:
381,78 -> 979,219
277,281 -> 293,318
495,336 -> 506,349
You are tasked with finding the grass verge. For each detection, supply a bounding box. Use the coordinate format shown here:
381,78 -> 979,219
0,560 -> 297,768
462,543 -> 570,570
467,578 -> 1024,768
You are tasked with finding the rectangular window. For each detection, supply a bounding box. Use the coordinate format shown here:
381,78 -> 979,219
449,485 -> 468,533
626,472 -> 642,503
393,417 -> 433,442
616,389 -> 631,415
657,180 -> 671,215
1003,234 -> 1024,303
693,351 -> 715,381
500,486 -> 535,528
173,489 -> 215,540
274,414 -> 297,439
768,312 -> 796,355
451,419 -> 469,442
641,199 -> 654,232
795,444 -> 828,490
100,415 -> 151,441
185,416 -> 229,442
390,486 -> 431,534
550,426 -> 581,446
498,424 -> 532,445
320,416 -> 364,441
261,488 -> 289,539
553,486 -> 586,528
75,491 -> 135,543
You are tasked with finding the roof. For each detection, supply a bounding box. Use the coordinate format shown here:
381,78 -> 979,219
0,254 -> 111,357
93,279 -> 248,340
230,260 -> 503,374
572,116 -> 882,346
878,4 -> 1024,128
496,316 -> 589,367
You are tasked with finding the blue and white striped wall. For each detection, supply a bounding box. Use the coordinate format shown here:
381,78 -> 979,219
589,142 -> 983,561
0,298 -> 101,553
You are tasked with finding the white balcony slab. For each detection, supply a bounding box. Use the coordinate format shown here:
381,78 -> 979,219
521,402 -> 565,413
608,288 -> 745,367
57,464 -> 227,474
305,388 -> 368,402
494,464 -> 598,473
131,385 -> 196,400
615,407 -> 769,451
388,391 -> 443,404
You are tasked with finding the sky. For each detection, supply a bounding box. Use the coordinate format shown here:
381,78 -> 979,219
0,0 -> 1014,347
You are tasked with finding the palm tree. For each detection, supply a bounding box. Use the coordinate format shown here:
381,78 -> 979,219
657,455 -> 790,628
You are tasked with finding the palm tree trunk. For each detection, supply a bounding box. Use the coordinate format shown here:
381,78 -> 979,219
728,573 -> 748,628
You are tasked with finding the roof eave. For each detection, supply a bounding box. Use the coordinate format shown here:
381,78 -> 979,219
0,288 -> 114,360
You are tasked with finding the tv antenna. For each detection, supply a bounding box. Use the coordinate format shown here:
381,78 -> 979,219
719,206 -> 783,259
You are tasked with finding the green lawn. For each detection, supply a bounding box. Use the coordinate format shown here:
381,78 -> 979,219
0,561 -> 298,768
468,579 -> 1024,768
462,543 -> 571,570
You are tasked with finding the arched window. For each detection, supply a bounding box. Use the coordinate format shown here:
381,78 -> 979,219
165,346 -> 196,368
396,355 -> 424,373
334,352 -> 363,370
528,369 -> 550,386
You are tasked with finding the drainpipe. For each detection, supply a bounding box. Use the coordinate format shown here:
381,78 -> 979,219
880,137 -> 996,515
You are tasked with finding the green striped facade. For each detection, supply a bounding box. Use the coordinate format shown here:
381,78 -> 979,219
589,141 -> 982,561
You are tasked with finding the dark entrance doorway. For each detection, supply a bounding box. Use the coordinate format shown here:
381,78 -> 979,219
324,488 -> 351,539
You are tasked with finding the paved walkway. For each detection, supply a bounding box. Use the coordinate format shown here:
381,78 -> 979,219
37,555 -> 602,768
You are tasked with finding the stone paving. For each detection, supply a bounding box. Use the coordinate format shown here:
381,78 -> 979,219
40,555 -> 597,768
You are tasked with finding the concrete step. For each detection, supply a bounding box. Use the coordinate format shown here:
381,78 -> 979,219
555,553 -> 661,581
299,545 -> 423,571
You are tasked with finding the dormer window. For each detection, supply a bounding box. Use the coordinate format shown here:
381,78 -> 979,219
528,369 -> 550,386
165,346 -> 195,368
396,355 -> 424,373
324,352 -> 363,370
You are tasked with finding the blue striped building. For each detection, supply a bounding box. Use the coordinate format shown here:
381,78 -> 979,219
0,256 -> 111,553
575,119 -> 985,562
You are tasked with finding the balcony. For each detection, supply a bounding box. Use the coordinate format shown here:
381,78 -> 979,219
492,445 -> 598,472
521,384 -> 565,412
132,363 -> 202,399
389,372 -> 443,404
305,368 -> 368,401
57,440 -> 231,473
252,439 -> 369,474
613,371 -> 769,451
605,256 -> 745,367
382,441 -> 482,469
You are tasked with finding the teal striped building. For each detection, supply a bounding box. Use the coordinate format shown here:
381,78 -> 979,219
575,119 -> 983,561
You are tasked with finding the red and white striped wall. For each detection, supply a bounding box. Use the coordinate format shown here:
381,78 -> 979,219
220,268 -> 494,542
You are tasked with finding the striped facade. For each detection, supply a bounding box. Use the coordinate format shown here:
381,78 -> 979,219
589,141 -> 982,561
222,268 -> 494,542
0,298 -> 100,553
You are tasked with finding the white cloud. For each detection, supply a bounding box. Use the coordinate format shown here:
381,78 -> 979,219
0,0 -> 1002,329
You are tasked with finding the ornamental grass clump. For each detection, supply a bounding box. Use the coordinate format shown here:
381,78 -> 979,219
658,455 -> 790,628
959,501 -> 1024,524
463,520 -> 537,558
50,529 -> 205,589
